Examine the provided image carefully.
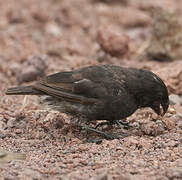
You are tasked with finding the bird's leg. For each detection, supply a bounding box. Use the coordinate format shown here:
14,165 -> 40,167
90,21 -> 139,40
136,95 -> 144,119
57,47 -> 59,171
70,116 -> 128,141
95,119 -> 131,130
69,116 -> 113,139
76,124 -> 125,140
115,120 -> 132,129
95,121 -> 113,129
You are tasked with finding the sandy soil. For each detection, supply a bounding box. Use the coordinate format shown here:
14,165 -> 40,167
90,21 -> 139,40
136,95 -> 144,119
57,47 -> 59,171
0,0 -> 182,179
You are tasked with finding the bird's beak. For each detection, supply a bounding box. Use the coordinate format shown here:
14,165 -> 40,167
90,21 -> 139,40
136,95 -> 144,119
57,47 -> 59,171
151,101 -> 169,116
161,101 -> 169,116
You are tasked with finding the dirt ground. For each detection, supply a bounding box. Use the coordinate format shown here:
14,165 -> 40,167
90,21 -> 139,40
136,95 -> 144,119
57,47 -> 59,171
0,0 -> 182,179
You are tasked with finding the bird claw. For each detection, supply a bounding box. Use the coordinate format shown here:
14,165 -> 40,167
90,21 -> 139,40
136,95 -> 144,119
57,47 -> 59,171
76,124 -> 128,141
115,120 -> 132,129
95,120 -> 131,130
95,121 -> 112,129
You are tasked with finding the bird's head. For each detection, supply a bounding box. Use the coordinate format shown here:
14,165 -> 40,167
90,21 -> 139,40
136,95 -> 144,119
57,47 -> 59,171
149,93 -> 169,116
132,69 -> 169,116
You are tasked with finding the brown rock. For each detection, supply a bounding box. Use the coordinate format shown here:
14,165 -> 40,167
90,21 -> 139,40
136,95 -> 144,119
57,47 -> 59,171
147,8 -> 182,61
97,25 -> 130,58
164,117 -> 176,130
16,55 -> 48,84
140,120 -> 167,136
123,136 -> 139,147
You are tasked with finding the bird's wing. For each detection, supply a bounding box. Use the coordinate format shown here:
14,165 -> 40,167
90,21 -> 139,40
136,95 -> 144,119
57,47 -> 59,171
33,70 -> 106,104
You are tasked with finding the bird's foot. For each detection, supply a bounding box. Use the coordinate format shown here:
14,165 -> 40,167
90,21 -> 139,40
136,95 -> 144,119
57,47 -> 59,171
115,120 -> 132,129
95,121 -> 113,129
76,124 -> 128,141
95,120 -> 131,130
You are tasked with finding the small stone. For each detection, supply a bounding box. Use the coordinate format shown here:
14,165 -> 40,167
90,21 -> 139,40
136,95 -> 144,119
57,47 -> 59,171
0,134 -> 6,139
0,121 -> 7,130
123,136 -> 139,147
169,94 -> 182,105
165,140 -> 178,147
7,117 -> 16,128
164,117 -> 175,130
97,24 -> 130,58
147,8 -> 182,61
140,120 -> 166,136
46,23 -> 61,37
16,55 -> 48,84
15,129 -> 22,134
0,152 -> 6,158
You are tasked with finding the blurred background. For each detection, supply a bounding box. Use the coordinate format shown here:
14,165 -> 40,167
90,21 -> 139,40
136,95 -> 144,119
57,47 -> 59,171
1,0 -> 182,179
1,0 -> 182,93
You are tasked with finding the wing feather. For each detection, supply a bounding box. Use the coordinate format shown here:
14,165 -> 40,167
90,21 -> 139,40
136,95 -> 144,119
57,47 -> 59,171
33,66 -> 108,103
33,83 -> 97,104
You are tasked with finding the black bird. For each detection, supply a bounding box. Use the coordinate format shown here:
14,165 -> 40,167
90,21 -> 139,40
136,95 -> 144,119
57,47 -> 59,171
6,64 -> 169,139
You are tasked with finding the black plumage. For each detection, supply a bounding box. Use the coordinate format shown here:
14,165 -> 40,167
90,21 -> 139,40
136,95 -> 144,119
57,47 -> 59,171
6,64 -> 169,123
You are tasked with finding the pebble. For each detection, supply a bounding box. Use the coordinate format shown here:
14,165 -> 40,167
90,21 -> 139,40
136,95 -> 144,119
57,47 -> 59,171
46,23 -> 62,37
97,24 -> 129,58
16,55 -> 48,84
169,94 -> 182,105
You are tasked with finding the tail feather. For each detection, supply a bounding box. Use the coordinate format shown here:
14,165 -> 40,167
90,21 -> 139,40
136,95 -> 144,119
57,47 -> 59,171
6,85 -> 43,95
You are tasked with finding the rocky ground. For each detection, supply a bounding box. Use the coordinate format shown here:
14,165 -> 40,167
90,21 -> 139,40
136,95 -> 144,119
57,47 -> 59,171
0,0 -> 182,179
